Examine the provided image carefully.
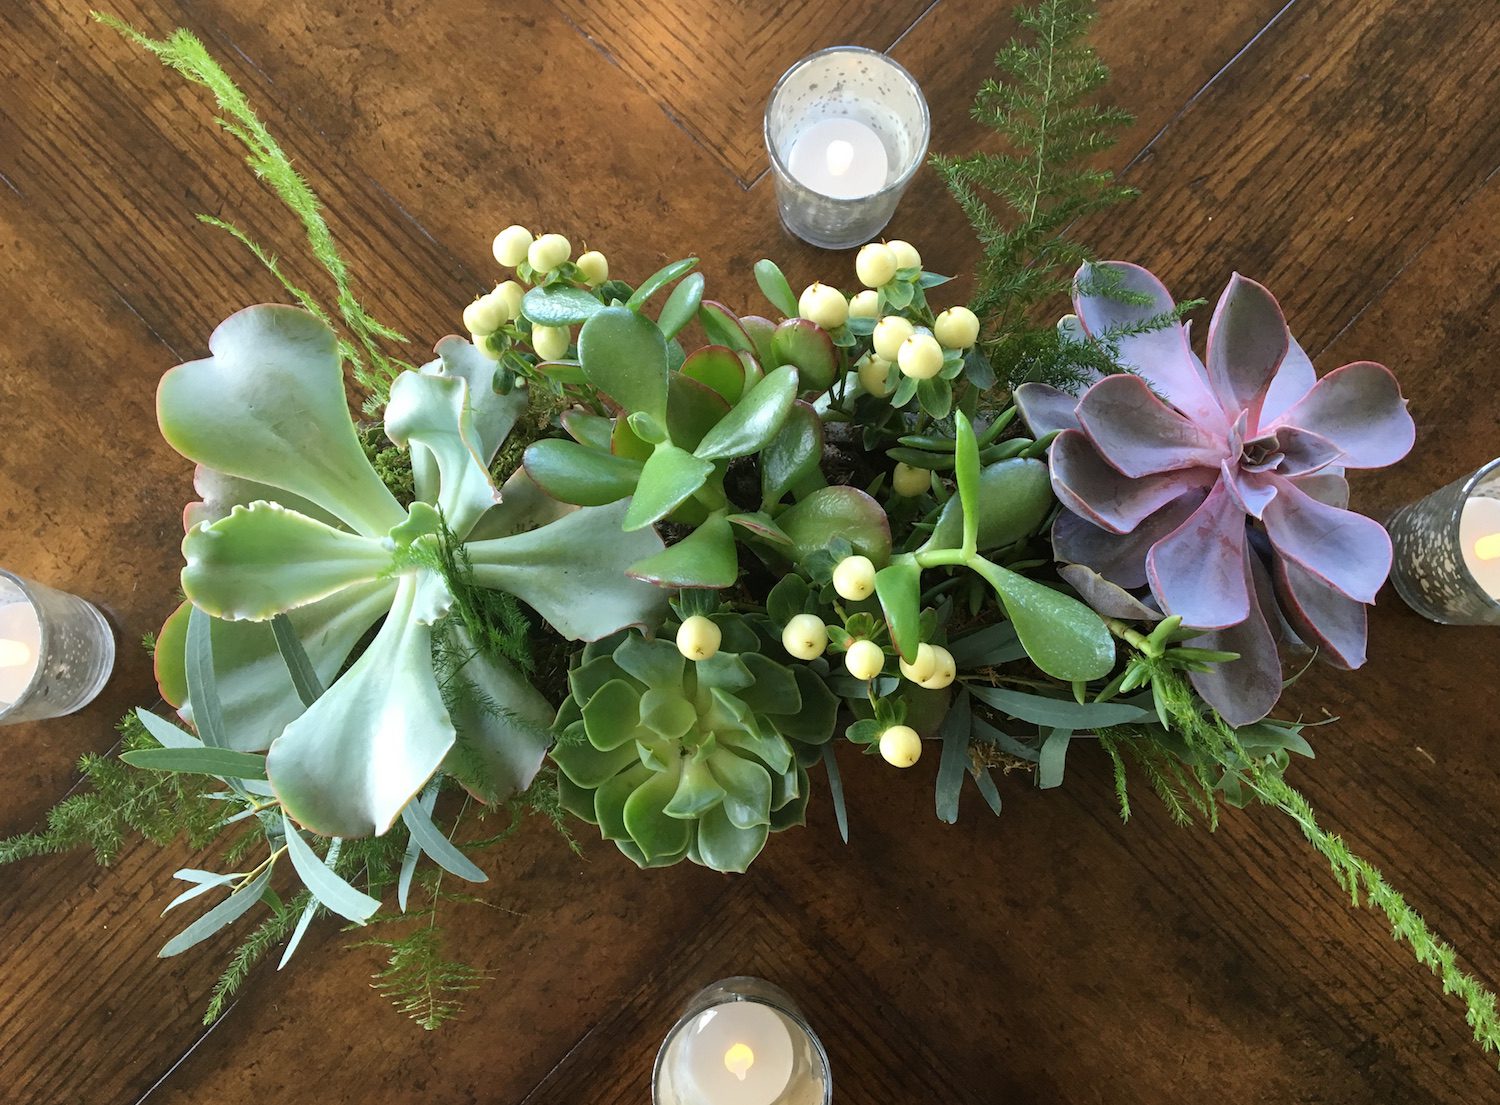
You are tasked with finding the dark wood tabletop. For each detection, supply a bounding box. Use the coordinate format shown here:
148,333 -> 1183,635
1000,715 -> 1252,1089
2,1 -> 1498,1102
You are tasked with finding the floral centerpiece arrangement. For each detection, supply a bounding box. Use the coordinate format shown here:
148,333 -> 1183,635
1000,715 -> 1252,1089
5,0 -> 1497,1060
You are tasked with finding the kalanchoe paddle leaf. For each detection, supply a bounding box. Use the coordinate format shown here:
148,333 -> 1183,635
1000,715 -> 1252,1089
385,372 -> 502,539
776,486 -> 892,567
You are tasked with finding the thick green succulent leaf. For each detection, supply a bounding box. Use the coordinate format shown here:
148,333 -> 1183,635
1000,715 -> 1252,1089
466,499 -> 667,641
578,305 -> 670,422
698,301 -> 755,352
593,763 -> 653,840
385,372 -> 499,540
695,804 -> 768,873
736,653 -> 800,717
739,316 -> 779,373
157,305 -> 404,537
680,346 -> 746,405
726,512 -> 791,546
266,571 -> 456,837
769,766 -> 812,830
753,259 -> 799,318
771,319 -> 837,392
182,502 -> 393,621
693,365 -> 798,461
716,721 -> 793,775
664,756 -> 726,819
561,409 -> 614,451
429,337 -> 528,466
709,750 -> 772,829
625,258 -> 698,311
776,486 -> 893,567
613,634 -> 684,690
522,284 -> 606,326
657,272 -> 705,340
583,679 -> 644,750
875,554 -> 923,660
970,558 -> 1115,681
558,769 -> 598,824
760,401 -> 822,508
640,687 -> 697,740
667,373 -> 732,451
523,439 -> 642,506
623,768 -> 692,862
554,733 -> 643,790
924,459 -> 1054,553
627,513 -> 739,589
623,444 -> 713,531
769,666 -> 839,745
953,412 -> 981,556
441,627 -> 552,805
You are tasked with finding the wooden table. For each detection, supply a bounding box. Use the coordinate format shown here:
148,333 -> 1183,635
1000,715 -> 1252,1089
2,1 -> 1498,1102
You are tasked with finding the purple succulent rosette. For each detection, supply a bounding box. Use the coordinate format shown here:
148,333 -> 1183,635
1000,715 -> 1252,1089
1017,262 -> 1415,725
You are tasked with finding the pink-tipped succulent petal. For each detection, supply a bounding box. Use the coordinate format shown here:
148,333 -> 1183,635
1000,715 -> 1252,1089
1220,462 -> 1278,519
1259,334 -> 1317,426
1146,482 -> 1252,629
1293,470 -> 1350,509
1053,490 -> 1207,588
1186,575 -> 1282,726
1013,382 -> 1083,437
1076,374 -> 1227,477
1261,475 -> 1392,603
1265,361 -> 1415,468
1059,564 -> 1164,622
1072,261 -> 1225,428
1271,425 -> 1343,476
1274,557 -> 1368,670
1051,430 -> 1217,536
1205,273 -> 1288,424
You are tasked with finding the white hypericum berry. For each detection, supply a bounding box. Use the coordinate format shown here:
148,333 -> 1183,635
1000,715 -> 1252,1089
781,613 -> 829,660
897,333 -> 944,380
879,724 -> 923,768
832,555 -> 877,601
798,282 -> 849,330
528,233 -> 572,272
856,354 -> 893,397
491,279 -> 525,320
492,225 -> 533,267
887,239 -> 921,271
891,462 -> 929,498
844,639 -> 885,680
855,242 -> 899,288
471,332 -> 501,361
871,315 -> 915,362
462,294 -> 506,336
575,250 -> 609,286
676,615 -> 722,661
934,306 -> 981,350
918,645 -> 956,689
848,289 -> 880,319
897,642 -> 938,684
531,324 -> 571,361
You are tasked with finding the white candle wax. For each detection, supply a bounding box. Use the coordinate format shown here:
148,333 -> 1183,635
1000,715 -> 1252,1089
679,1002 -> 794,1105
1459,496 -> 1500,598
787,117 -> 890,199
0,597 -> 42,706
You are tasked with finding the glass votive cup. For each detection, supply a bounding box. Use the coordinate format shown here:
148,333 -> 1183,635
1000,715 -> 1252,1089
653,976 -> 831,1105
765,45 -> 930,250
0,569 -> 116,724
1386,458 -> 1500,625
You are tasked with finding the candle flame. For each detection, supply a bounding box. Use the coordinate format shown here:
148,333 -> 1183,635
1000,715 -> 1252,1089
0,638 -> 32,668
724,1043 -> 755,1082
825,139 -> 855,178
1476,533 -> 1500,562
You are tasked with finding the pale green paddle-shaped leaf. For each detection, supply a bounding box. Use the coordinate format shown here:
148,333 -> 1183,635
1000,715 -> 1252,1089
440,626 -> 553,805
282,813 -> 380,923
753,258 -> 799,317
969,558 -> 1115,681
386,372 -> 501,540
428,336 -> 529,466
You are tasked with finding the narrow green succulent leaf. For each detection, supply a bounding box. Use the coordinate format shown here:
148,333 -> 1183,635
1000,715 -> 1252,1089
776,486 -> 893,568
578,305 -> 670,422
270,613 -> 324,707
698,301 -> 755,352
121,746 -> 269,779
822,744 -> 850,843
875,555 -> 923,660
696,804 -> 768,873
523,439 -> 642,506
561,409 -> 614,451
754,259 -> 799,317
282,813 -> 380,923
680,346 -> 746,405
186,604 -> 228,749
968,558 -> 1115,681
968,685 -> 1151,729
657,271 -> 705,339
627,411 -> 668,445
953,412 -> 981,558
625,258 -> 698,311
134,707 -> 202,750
1036,729 -> 1074,789
157,305 -> 405,537
935,688 -> 973,824
522,283 -> 605,326
627,513 -> 739,589
760,400 -> 822,508
159,867 -> 273,958
693,365 -> 798,461
623,769 -> 693,862
182,502 -> 393,621
726,512 -> 792,546
624,444 -> 714,530
401,799 -> 488,883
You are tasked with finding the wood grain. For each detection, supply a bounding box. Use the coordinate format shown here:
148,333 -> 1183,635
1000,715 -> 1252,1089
0,0 -> 1497,1102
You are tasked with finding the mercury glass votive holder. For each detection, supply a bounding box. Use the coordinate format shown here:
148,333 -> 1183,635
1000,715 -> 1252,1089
1386,458 -> 1500,625
0,569 -> 116,725
653,977 -> 832,1105
764,46 -> 930,250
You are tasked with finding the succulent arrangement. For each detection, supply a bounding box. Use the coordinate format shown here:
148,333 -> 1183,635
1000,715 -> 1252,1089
6,0 -> 1496,1066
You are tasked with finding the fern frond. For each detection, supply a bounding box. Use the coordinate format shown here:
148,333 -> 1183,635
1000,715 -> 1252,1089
354,927 -> 488,1031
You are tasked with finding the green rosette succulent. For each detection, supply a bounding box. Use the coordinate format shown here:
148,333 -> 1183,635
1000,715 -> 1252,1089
552,620 -> 838,873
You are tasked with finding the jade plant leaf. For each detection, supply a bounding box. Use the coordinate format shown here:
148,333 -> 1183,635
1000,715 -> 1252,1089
578,305 -> 670,422
923,458 -> 1054,553
523,438 -> 642,506
680,346 -> 746,405
738,316 -> 779,373
623,444 -> 714,530
522,283 -> 606,327
776,486 -> 893,567
657,271 -> 705,339
754,258 -> 799,318
157,305 -> 405,538
561,409 -> 614,451
667,373 -> 732,451
698,301 -> 755,352
693,364 -> 799,461
875,555 -> 923,659
760,401 -> 823,508
625,258 -> 698,310
771,319 -> 837,392
969,558 -> 1115,681
627,513 -> 740,589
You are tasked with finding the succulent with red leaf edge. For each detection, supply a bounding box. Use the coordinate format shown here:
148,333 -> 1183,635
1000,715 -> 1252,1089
1016,262 -> 1414,726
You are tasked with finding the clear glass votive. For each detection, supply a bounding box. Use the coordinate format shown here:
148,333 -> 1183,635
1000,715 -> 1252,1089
1386,458 -> 1500,625
654,977 -> 831,1105
0,569 -> 116,725
765,46 -> 930,250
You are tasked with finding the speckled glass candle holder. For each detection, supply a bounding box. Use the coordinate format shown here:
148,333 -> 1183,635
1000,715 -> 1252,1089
0,569 -> 115,725
1386,459 -> 1500,625
764,46 -> 930,250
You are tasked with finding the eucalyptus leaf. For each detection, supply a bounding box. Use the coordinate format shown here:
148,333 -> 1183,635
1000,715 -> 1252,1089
936,688 -> 973,824
159,867 -> 272,958
134,706 -> 202,750
969,685 -> 1150,729
1036,729 -> 1073,789
823,743 -> 850,844
402,798 -> 489,883
282,812 -> 380,924
121,746 -> 269,779
270,612 -> 324,707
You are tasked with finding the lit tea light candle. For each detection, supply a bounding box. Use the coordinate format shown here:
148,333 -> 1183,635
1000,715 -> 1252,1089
0,598 -> 42,706
1388,458 -> 1500,625
787,117 -> 890,199
1459,497 -> 1500,598
0,569 -> 115,725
